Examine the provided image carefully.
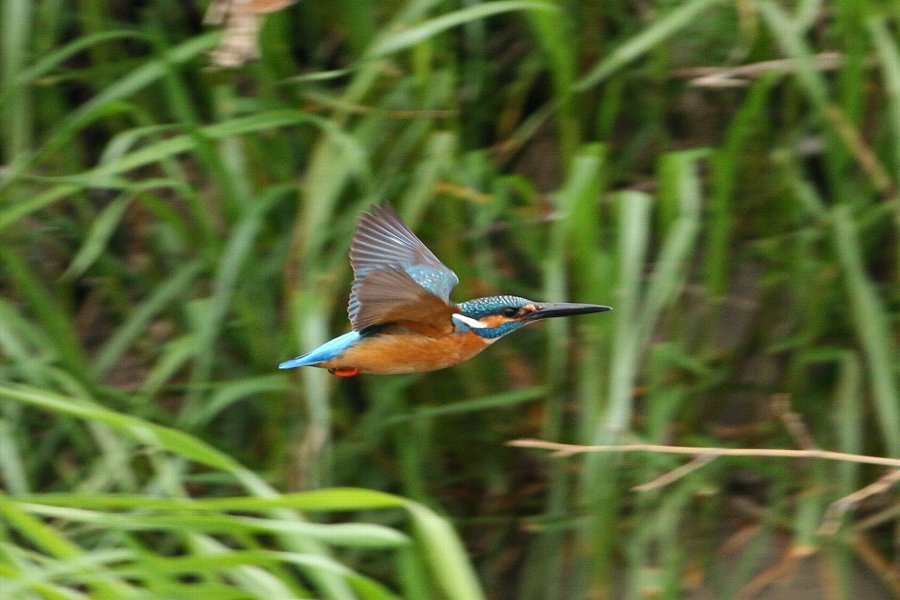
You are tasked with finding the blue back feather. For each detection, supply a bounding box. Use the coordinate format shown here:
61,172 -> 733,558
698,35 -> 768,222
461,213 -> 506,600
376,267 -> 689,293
278,331 -> 362,369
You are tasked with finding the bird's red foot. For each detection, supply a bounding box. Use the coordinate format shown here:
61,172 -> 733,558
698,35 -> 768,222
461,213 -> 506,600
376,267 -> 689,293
330,367 -> 360,377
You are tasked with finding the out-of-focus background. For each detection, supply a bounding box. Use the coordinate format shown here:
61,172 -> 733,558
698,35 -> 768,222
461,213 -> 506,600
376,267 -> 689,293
1,1 -> 898,598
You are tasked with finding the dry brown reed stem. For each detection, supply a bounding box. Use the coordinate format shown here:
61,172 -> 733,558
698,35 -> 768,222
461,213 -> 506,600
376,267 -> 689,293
819,469 -> 900,536
510,438 -> 900,538
678,52 -> 846,87
507,439 -> 900,469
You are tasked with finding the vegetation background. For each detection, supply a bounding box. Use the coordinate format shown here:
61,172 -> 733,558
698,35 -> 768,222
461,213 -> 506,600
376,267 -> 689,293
1,0 -> 898,598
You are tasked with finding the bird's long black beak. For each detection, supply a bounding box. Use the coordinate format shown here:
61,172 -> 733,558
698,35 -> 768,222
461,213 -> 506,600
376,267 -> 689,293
526,302 -> 612,321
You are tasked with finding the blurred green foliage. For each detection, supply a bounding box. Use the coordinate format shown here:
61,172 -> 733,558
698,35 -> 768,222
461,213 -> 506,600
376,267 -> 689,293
1,0 -> 898,598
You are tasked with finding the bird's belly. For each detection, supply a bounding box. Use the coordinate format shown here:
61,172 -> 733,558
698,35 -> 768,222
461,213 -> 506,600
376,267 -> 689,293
320,331 -> 489,374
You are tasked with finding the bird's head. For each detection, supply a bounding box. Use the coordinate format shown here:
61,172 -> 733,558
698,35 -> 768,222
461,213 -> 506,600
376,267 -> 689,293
453,295 -> 611,340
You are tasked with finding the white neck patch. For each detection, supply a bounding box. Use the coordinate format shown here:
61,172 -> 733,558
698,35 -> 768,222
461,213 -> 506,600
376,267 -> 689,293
452,313 -> 486,329
452,313 -> 502,344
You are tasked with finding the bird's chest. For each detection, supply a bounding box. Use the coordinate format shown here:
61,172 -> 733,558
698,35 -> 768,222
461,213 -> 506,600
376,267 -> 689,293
331,329 -> 489,374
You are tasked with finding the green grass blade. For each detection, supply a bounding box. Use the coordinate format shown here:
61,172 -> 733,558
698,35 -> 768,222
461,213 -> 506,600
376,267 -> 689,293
406,501 -> 486,600
0,246 -> 87,373
368,1 -> 557,58
602,190 -> 651,439
0,384 -> 246,473
1,0 -> 33,160
868,15 -> 900,187
0,492 -> 137,598
576,0 -> 723,90
831,205 -> 900,456
92,260 -> 204,378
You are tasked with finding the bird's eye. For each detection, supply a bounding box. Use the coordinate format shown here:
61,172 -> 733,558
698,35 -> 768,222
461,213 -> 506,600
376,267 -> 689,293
502,307 -> 519,318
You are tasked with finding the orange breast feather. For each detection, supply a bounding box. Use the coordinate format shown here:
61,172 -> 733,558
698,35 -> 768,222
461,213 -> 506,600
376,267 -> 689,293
318,329 -> 489,375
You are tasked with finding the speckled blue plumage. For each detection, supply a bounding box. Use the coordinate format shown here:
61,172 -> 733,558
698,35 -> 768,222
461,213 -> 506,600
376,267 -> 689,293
457,296 -> 531,339
457,295 -> 530,317
403,264 -> 456,300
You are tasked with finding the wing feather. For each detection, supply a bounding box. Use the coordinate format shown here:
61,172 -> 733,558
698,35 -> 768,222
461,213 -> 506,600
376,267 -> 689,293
350,266 -> 455,333
347,204 -> 458,331
350,204 -> 458,298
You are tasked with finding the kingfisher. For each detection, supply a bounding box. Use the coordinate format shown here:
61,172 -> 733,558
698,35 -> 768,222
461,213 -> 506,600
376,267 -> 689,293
279,204 -> 611,377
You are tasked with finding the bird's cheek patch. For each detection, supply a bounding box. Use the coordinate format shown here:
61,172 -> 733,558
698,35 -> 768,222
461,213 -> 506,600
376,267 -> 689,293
481,315 -> 510,328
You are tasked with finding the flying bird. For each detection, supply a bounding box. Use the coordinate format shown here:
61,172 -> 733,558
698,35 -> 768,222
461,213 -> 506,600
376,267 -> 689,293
279,204 -> 611,376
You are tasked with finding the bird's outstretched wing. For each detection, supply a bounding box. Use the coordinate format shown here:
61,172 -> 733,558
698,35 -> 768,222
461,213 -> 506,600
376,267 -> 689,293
348,204 -> 459,332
